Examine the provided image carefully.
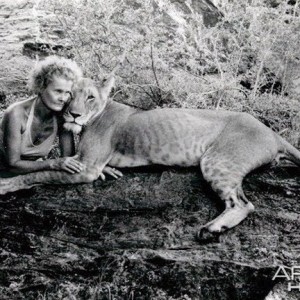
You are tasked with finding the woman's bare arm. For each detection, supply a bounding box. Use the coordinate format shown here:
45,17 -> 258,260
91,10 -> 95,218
2,106 -> 83,174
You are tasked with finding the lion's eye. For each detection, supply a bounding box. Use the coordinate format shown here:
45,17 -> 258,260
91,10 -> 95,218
87,95 -> 95,101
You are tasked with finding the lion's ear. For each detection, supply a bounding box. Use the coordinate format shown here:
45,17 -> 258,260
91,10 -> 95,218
100,76 -> 115,100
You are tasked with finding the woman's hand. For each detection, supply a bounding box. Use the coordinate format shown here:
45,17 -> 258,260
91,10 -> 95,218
50,155 -> 85,174
99,166 -> 123,181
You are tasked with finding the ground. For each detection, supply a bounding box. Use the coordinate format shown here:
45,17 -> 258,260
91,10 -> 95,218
1,165 -> 299,299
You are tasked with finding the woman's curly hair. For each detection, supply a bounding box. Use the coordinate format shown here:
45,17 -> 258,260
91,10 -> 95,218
28,56 -> 83,94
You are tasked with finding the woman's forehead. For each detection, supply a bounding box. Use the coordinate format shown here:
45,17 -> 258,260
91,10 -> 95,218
49,75 -> 74,87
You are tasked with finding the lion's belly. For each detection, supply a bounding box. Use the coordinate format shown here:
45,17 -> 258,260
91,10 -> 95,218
110,135 -> 210,168
109,154 -> 150,167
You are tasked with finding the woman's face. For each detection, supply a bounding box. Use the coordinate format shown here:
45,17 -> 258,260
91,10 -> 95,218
41,75 -> 73,112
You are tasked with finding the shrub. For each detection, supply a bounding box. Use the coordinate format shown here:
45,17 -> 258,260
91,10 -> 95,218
39,0 -> 300,140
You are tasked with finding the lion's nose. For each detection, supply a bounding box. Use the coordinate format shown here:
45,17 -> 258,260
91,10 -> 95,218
70,112 -> 81,119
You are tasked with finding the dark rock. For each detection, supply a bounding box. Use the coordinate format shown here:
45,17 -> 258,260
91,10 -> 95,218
22,42 -> 72,58
169,0 -> 223,27
0,166 -> 299,299
0,91 -> 6,102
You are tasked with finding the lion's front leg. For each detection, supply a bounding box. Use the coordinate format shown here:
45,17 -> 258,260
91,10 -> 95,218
0,167 -> 101,195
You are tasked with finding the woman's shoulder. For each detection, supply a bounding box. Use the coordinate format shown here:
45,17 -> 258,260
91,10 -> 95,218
4,96 -> 36,115
3,96 -> 36,123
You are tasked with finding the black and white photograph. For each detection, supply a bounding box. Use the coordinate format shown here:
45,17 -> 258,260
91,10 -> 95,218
0,0 -> 300,299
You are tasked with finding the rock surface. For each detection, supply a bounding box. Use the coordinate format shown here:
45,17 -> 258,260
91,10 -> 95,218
0,166 -> 300,299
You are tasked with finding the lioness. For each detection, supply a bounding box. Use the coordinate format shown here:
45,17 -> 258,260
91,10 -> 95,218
1,76 -> 299,241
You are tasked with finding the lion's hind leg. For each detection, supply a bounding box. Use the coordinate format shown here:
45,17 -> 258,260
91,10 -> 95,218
197,155 -> 255,242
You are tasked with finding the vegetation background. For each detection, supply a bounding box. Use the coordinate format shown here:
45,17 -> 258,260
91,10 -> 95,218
39,0 -> 300,144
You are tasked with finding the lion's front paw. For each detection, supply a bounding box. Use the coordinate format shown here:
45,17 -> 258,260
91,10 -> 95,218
102,166 -> 123,179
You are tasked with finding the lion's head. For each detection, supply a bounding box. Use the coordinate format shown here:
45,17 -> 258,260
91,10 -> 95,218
63,76 -> 115,134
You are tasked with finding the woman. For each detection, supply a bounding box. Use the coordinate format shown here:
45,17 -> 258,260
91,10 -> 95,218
0,56 -> 83,175
0,56 -> 121,179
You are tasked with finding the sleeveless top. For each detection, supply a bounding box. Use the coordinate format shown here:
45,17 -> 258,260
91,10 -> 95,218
20,99 -> 58,159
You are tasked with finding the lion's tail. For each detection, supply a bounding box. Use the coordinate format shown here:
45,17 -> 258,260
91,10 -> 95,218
279,136 -> 300,167
0,170 -> 90,195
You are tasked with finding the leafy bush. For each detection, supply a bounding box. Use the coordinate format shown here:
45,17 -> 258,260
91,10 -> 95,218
40,0 -> 300,140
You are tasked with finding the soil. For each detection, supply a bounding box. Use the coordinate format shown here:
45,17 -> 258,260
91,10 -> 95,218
1,165 -> 300,299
